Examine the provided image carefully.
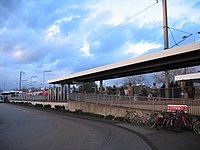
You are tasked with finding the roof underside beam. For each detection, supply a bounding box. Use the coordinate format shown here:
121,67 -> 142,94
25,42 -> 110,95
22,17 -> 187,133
48,42 -> 200,85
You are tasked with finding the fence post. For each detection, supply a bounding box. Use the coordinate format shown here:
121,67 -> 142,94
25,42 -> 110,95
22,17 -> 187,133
128,96 -> 131,109
152,97 -> 155,112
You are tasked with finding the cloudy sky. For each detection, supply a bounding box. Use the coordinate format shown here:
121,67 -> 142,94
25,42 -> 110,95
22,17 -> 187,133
0,0 -> 200,90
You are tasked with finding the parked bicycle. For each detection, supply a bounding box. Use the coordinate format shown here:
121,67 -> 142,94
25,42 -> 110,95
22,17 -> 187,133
123,109 -> 200,135
193,118 -> 200,135
155,109 -> 195,132
155,109 -> 177,131
138,111 -> 149,125
124,109 -> 138,124
145,112 -> 157,129
124,109 -> 132,123
124,109 -> 142,125
131,111 -> 140,125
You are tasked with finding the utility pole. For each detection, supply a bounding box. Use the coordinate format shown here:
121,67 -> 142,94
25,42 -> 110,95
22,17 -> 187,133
162,0 -> 169,98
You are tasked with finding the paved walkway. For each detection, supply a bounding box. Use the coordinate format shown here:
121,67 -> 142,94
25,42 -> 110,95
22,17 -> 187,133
4,103 -> 199,150
116,123 -> 200,150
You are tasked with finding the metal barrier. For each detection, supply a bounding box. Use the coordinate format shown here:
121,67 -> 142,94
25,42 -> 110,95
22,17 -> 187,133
7,89 -> 200,116
8,94 -> 47,101
69,93 -> 200,116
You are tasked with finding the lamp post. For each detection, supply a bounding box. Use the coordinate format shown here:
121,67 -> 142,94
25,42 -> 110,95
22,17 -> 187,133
19,71 -> 25,90
22,79 -> 28,89
43,70 -> 52,87
30,76 -> 37,87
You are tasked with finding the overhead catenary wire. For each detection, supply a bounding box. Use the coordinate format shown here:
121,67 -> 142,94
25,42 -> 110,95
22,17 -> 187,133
168,26 -> 193,48
62,0 -> 161,58
168,27 -> 193,35
85,0 -> 161,45
168,27 -> 178,47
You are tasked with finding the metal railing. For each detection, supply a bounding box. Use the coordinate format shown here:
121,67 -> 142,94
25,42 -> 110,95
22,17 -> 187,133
8,93 -> 47,101
6,86 -> 200,116
69,92 -> 200,116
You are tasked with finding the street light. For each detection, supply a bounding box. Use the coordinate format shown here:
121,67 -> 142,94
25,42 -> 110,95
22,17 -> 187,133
22,79 -> 28,89
43,70 -> 52,87
30,76 -> 37,87
19,71 -> 25,90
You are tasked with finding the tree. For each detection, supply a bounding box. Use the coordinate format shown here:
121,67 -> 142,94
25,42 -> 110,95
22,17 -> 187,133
152,67 -> 197,84
78,82 -> 97,93
123,75 -> 146,86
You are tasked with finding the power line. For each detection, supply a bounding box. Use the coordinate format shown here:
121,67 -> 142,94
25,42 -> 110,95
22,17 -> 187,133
62,0 -> 161,58
86,0 -> 161,44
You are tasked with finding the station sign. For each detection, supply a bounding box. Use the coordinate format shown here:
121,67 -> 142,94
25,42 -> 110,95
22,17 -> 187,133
167,104 -> 187,112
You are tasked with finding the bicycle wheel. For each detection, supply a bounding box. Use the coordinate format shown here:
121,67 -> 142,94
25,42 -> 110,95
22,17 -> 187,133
132,116 -> 140,125
193,121 -> 200,135
139,116 -> 146,125
146,117 -> 156,129
184,120 -> 193,131
155,117 -> 164,130
173,118 -> 182,133
124,115 -> 129,123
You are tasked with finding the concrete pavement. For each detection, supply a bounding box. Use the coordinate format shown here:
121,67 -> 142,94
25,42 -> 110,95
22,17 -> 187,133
1,103 -> 199,150
116,123 -> 200,150
0,103 -> 152,150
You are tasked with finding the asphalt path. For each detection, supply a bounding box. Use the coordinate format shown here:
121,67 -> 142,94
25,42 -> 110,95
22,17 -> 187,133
0,103 -> 152,150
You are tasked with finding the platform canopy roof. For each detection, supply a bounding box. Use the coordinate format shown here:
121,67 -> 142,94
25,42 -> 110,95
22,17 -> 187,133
175,72 -> 200,83
48,41 -> 200,85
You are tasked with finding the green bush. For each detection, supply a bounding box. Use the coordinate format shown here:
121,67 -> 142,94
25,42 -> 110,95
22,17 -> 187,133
95,114 -> 104,119
54,105 -> 65,110
74,109 -> 84,115
105,115 -> 115,120
24,102 -> 32,105
19,102 -> 24,105
44,104 -> 51,109
35,103 -> 43,107
114,117 -> 124,122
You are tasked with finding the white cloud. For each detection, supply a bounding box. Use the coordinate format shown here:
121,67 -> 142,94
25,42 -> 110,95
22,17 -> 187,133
43,59 -> 60,70
55,16 -> 80,24
15,50 -> 23,58
45,15 -> 80,41
168,0 -> 200,26
80,40 -> 94,57
123,41 -> 162,56
45,24 -> 60,40
85,0 -> 161,27
85,0 -> 200,29
12,45 -> 26,60
0,0 -> 199,89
